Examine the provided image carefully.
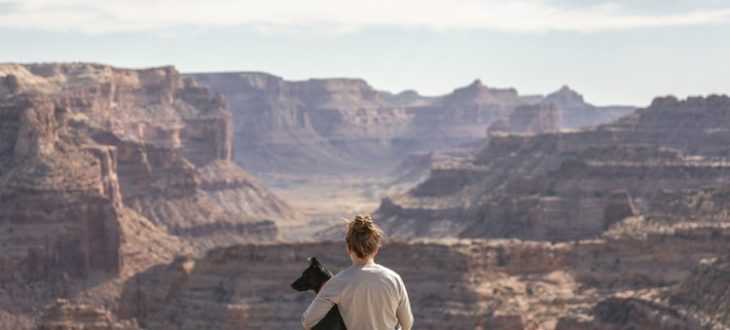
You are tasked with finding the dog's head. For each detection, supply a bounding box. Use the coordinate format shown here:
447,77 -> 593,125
291,257 -> 333,293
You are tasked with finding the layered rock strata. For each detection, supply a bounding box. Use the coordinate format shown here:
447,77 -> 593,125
37,299 -> 141,330
187,73 -> 634,176
116,222 -> 730,329
377,95 -> 730,241
0,63 -> 297,283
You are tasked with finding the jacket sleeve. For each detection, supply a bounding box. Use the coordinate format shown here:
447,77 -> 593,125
301,279 -> 341,329
396,276 -> 414,330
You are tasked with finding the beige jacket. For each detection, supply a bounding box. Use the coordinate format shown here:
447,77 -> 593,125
302,262 -> 413,330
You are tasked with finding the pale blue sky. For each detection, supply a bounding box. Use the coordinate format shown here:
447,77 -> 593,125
1,0 -> 729,106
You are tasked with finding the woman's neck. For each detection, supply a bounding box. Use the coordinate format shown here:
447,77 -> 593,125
352,257 -> 375,266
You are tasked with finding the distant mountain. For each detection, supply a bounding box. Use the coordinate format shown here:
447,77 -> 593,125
544,85 -> 635,129
187,72 -> 635,176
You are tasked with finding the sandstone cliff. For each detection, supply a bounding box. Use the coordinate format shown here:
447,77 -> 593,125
488,103 -> 561,135
671,257 -> 730,329
0,62 -> 301,328
113,222 -> 730,329
187,72 -> 412,175
0,63 -> 297,279
555,255 -> 730,330
36,299 -> 141,330
377,95 -> 730,241
186,73 -> 634,177
544,86 -> 635,129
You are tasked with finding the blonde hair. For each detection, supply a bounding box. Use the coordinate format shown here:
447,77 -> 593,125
346,215 -> 384,259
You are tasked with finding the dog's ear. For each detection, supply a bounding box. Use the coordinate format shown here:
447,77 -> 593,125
309,257 -> 321,267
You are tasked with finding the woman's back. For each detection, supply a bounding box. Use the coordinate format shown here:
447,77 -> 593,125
301,215 -> 413,330
309,262 -> 412,330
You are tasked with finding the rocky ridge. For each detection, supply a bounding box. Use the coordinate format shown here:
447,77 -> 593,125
186,73 -> 635,177
377,95 -> 730,241
112,221 -> 730,329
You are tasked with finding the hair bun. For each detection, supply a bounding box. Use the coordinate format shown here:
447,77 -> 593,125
346,214 -> 384,259
351,215 -> 374,232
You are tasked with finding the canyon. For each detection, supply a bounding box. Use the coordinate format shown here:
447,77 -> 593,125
188,73 -> 634,178
2,63 -> 729,330
189,72 -> 635,234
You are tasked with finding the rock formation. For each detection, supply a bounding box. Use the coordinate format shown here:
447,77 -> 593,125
4,63 -> 726,330
0,62 -> 301,328
670,257 -> 730,328
556,255 -> 730,330
0,63 -> 297,281
377,95 -> 730,241
488,103 -> 561,135
544,86 -> 635,129
114,220 -> 730,329
186,73 -> 634,177
37,299 -> 141,330
0,92 -> 124,280
186,72 -> 412,175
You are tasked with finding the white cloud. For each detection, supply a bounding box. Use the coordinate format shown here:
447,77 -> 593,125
1,0 -> 730,34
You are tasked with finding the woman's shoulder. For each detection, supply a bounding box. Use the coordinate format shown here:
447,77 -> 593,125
372,263 -> 404,281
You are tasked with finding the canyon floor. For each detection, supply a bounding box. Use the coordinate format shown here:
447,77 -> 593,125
268,174 -> 406,242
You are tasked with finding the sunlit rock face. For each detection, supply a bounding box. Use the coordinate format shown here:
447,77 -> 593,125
36,299 -> 142,330
115,224 -> 730,330
186,72 -> 413,175
377,95 -> 730,241
0,64 -> 297,284
186,73 -> 633,176
0,93 -> 124,279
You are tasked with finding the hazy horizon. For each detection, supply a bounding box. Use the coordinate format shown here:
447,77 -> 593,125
2,0 -> 730,106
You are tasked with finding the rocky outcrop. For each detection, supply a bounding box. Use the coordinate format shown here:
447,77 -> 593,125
671,257 -> 730,328
37,299 -> 141,330
118,242 -> 484,329
115,223 -> 730,330
186,72 -> 412,175
544,86 -> 635,129
402,79 -> 526,151
488,103 -> 560,135
0,63 -> 297,283
186,73 -> 634,177
556,256 -> 730,330
377,95 -> 730,241
0,62 -> 301,329
555,298 -> 701,330
0,94 -> 123,280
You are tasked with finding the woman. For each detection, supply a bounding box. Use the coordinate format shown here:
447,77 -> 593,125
302,215 -> 414,330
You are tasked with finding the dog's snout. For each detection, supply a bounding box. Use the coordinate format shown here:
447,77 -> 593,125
291,277 -> 308,291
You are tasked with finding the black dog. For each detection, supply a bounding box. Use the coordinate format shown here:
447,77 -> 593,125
291,257 -> 347,330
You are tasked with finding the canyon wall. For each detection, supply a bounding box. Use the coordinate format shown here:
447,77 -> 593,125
0,63 -> 297,284
0,92 -> 124,280
377,95 -> 730,241
187,73 -> 634,176
544,86 -> 635,130
112,221 -> 730,329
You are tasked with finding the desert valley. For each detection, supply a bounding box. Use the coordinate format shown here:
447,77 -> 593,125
0,62 -> 729,330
